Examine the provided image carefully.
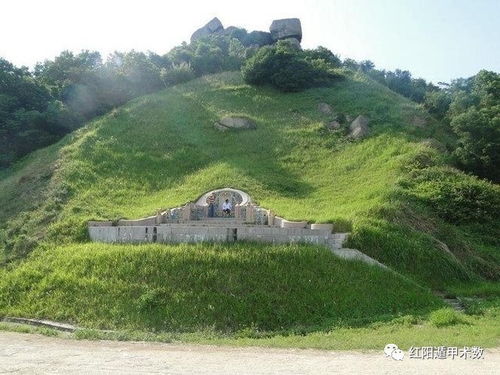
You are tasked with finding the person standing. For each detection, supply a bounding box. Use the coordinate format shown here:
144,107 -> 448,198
207,193 -> 216,217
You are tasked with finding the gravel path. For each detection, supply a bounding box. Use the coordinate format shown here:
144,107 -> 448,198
0,332 -> 498,374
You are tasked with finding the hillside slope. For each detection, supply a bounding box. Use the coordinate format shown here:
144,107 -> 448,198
0,71 -> 498,332
0,243 -> 441,332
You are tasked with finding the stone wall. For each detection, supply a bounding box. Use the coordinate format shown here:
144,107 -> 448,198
88,224 -> 344,247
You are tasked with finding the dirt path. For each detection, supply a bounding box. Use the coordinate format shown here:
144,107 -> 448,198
0,332 -> 498,374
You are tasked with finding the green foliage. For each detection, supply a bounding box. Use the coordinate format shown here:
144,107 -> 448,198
424,90 -> 452,119
242,43 -> 342,92
169,35 -> 245,77
302,46 -> 342,67
160,63 -> 195,86
451,105 -> 499,183
0,242 -> 441,332
431,70 -> 499,182
0,58 -> 73,167
429,308 -> 469,327
403,166 -> 500,223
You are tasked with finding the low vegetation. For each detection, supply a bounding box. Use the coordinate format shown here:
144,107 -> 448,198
1,303 -> 498,350
0,242 -> 441,332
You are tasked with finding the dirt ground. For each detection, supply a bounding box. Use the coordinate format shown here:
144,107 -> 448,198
0,331 -> 498,374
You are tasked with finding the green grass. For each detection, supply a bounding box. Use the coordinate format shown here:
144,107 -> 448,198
0,242 -> 442,332
2,305 -> 499,350
429,308 -> 469,327
0,71 -> 498,346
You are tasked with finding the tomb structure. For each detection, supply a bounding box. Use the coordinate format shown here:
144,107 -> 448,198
88,188 -> 346,248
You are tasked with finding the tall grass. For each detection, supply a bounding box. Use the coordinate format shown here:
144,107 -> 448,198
0,242 -> 442,332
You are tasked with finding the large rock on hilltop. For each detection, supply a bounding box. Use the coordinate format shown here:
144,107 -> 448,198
191,17 -> 224,42
348,115 -> 370,139
270,18 -> 302,42
215,116 -> 257,131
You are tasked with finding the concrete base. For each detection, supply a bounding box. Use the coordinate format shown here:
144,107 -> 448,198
88,223 -> 347,249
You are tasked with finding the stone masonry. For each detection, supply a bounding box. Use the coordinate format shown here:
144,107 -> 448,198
88,188 -> 386,268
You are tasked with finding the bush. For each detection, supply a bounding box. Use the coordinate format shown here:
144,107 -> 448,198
429,308 -> 468,327
160,64 -> 195,86
404,166 -> 500,224
241,42 -> 341,92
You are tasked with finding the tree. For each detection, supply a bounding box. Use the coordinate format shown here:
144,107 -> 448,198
424,90 -> 452,119
359,60 -> 375,72
451,107 -> 500,182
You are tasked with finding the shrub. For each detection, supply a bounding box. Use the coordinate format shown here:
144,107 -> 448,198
161,64 -> 195,86
429,308 -> 468,327
403,166 -> 500,224
241,42 -> 341,92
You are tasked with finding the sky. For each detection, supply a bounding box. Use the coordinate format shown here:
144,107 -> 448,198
0,0 -> 498,83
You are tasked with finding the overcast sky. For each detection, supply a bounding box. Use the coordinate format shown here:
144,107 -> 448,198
1,0 -> 499,83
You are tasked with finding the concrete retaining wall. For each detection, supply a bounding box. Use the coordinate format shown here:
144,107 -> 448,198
88,224 -> 340,246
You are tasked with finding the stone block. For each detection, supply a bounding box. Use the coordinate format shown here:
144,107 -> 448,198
310,223 -> 333,232
281,220 -> 307,229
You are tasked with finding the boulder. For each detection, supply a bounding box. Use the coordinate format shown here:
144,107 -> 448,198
270,18 -> 302,42
191,17 -> 224,42
318,102 -> 333,115
326,120 -> 341,131
348,115 -> 370,139
215,116 -> 257,131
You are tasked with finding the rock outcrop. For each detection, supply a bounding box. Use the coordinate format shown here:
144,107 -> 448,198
348,115 -> 370,139
191,17 -> 224,42
215,116 -> 257,131
190,17 -> 302,48
318,102 -> 333,115
270,18 -> 302,43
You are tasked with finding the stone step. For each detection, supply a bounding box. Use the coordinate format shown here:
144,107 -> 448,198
328,242 -> 343,249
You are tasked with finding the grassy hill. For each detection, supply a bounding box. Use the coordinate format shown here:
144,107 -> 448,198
0,71 -> 498,338
0,243 -> 441,332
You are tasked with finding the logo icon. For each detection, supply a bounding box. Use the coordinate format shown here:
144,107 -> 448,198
384,344 -> 405,360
